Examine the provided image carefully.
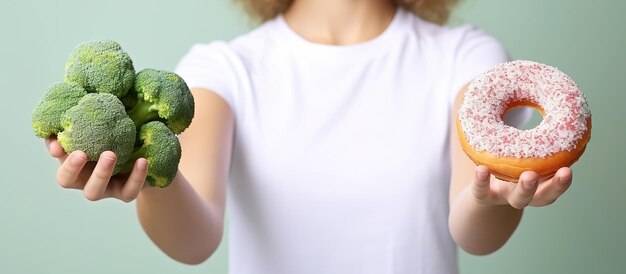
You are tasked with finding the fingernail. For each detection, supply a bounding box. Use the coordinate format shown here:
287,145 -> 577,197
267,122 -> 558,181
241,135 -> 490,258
137,159 -> 147,171
477,172 -> 489,181
70,152 -> 85,165
101,154 -> 116,166
524,180 -> 537,190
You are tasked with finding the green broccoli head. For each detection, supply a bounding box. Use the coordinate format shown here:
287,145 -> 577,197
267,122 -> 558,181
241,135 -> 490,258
125,68 -> 194,134
32,81 -> 87,138
57,93 -> 136,174
122,121 -> 181,188
64,40 -> 135,97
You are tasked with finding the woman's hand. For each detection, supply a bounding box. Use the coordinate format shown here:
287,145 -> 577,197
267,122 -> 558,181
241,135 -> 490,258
449,164 -> 573,254
470,165 -> 573,209
45,137 -> 149,202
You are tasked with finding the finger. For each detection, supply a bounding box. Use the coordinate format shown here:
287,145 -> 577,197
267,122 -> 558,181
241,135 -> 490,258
44,137 -> 53,150
56,151 -> 88,189
83,151 -> 117,201
531,168 -> 573,206
118,158 -> 148,203
471,165 -> 492,202
45,137 -> 68,159
507,171 -> 539,209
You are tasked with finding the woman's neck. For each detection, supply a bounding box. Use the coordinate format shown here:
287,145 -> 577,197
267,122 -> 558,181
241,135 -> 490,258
283,0 -> 397,45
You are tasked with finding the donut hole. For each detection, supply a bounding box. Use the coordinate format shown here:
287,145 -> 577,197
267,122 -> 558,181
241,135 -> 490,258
504,106 -> 543,130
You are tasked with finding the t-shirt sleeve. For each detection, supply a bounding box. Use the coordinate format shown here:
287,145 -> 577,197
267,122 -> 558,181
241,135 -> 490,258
449,26 -> 532,128
449,26 -> 509,103
174,42 -> 237,111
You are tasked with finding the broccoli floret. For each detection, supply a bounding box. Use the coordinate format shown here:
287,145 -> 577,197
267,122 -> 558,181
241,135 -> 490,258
125,68 -> 194,134
57,93 -> 136,174
32,81 -> 87,138
122,121 -> 181,187
64,40 -> 135,97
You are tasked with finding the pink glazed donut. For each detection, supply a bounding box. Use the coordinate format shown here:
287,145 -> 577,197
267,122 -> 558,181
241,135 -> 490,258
456,60 -> 592,182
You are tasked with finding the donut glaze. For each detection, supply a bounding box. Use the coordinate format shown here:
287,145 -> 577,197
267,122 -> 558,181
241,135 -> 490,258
457,60 -> 592,182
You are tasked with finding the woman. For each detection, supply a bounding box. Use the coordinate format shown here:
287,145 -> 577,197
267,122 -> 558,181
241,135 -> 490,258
46,0 -> 574,273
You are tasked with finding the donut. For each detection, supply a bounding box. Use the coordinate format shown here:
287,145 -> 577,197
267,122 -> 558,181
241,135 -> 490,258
456,60 -> 592,182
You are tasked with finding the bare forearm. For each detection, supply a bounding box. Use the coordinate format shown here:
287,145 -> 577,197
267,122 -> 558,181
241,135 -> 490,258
136,171 -> 223,265
449,187 -> 522,255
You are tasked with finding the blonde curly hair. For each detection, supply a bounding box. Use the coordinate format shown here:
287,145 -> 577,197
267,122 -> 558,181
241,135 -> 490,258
234,0 -> 460,25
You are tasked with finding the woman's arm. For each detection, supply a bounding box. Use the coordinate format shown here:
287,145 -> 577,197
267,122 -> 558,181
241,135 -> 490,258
46,89 -> 234,264
49,88 -> 234,264
136,88 -> 234,264
448,84 -> 573,255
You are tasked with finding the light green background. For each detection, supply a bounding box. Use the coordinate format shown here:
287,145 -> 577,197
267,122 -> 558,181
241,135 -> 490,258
1,0 -> 624,273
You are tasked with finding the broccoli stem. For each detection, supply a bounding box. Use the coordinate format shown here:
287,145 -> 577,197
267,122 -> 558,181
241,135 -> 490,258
127,101 -> 159,129
120,146 -> 147,174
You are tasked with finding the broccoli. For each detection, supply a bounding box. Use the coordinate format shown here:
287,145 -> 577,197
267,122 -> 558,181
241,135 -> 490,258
32,81 -> 87,138
57,93 -> 136,174
64,40 -> 135,97
125,68 -> 194,134
33,39 -> 194,187
122,121 -> 181,187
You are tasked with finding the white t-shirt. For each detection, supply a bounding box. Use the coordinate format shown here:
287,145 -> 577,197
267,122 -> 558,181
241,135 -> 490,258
176,7 -> 523,274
